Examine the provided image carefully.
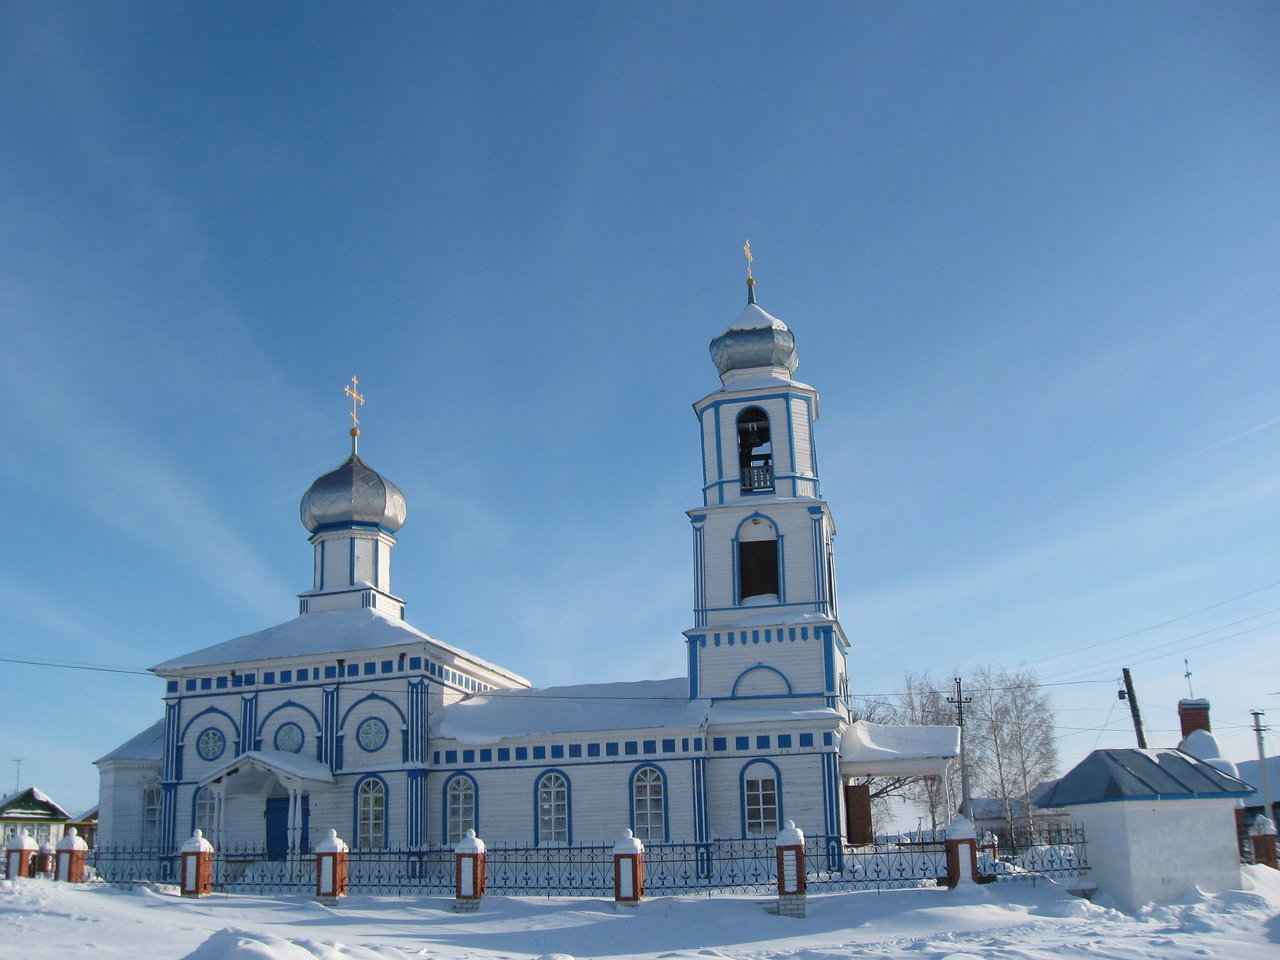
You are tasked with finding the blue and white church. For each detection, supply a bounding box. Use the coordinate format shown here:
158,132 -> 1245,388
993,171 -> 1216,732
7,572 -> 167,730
96,278 -> 957,857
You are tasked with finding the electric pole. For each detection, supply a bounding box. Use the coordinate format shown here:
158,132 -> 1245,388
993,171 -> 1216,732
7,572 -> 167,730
1120,668 -> 1147,749
948,677 -> 973,820
1251,711 -> 1274,821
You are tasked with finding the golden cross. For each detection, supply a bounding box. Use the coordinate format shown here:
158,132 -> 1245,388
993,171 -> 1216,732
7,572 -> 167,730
344,376 -> 365,430
743,239 -> 754,281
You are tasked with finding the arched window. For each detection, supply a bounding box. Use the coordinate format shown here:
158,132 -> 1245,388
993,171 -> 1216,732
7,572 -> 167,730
446,775 -> 476,844
141,786 -> 162,848
737,407 -> 774,493
737,515 -> 780,603
536,772 -> 569,844
742,763 -> 780,836
631,767 -> 666,842
356,778 -> 386,849
194,787 -> 217,844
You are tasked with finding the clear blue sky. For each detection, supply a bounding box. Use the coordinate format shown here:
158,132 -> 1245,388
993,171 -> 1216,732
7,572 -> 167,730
1,2 -> 1277,813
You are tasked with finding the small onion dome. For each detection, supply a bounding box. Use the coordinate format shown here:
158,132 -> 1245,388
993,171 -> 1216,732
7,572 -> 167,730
300,453 -> 408,535
709,302 -> 798,378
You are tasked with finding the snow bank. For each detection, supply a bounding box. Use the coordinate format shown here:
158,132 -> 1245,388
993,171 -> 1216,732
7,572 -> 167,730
182,929 -> 413,960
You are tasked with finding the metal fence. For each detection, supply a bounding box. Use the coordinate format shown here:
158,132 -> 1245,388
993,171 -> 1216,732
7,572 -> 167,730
86,835 -> 951,897
983,825 -> 1088,883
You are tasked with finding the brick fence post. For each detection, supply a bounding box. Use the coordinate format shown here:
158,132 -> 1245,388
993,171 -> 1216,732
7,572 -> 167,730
945,815 -> 979,887
55,827 -> 88,883
180,829 -> 214,897
4,829 -> 37,880
35,841 -> 55,877
613,829 -> 645,906
775,820 -> 807,918
454,829 -> 486,912
1250,815 -> 1277,870
315,829 -> 350,903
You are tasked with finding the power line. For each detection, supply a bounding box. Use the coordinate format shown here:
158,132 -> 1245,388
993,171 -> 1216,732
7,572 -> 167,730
0,656 -> 151,677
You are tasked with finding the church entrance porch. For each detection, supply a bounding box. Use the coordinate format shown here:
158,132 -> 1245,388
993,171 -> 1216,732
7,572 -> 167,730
198,750 -> 333,857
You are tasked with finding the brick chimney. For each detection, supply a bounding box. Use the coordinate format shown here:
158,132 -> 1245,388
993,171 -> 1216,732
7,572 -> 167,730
1178,698 -> 1211,739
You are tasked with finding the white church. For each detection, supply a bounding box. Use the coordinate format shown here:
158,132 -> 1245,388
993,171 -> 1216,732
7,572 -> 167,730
96,277 -> 958,859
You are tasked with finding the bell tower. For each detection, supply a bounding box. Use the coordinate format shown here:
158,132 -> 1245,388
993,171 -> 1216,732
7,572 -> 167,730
684,270 -> 849,709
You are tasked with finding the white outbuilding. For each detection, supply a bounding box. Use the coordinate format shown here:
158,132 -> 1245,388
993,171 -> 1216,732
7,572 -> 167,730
1036,747 -> 1252,913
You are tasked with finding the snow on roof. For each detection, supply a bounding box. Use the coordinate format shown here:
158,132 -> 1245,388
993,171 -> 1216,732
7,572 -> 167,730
0,787 -> 72,820
151,607 -> 528,685
431,678 -> 706,744
1037,748 -> 1253,808
1236,755 -> 1280,806
95,718 -> 166,764
200,750 -> 335,786
840,721 -> 960,763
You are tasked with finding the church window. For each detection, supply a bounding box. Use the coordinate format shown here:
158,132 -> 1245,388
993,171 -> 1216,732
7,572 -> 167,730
356,778 -> 386,849
536,772 -> 569,844
743,770 -> 779,836
194,787 -> 217,843
274,722 -> 305,754
196,728 -> 225,762
736,407 -> 774,493
141,787 -> 162,848
737,539 -> 779,602
356,717 -> 388,752
446,776 -> 476,845
631,767 -> 666,842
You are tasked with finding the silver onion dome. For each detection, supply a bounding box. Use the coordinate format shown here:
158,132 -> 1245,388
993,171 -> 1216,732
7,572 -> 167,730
709,302 -> 798,378
300,454 -> 408,535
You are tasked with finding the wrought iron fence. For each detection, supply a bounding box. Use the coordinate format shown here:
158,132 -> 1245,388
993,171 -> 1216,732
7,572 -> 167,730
86,835 -> 950,897
982,825 -> 1088,883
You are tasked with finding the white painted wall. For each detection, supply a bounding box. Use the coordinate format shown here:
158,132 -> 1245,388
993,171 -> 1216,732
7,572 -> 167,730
1071,798 -> 1242,913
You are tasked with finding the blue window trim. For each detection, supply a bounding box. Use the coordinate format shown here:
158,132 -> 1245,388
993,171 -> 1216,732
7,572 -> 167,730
731,512 -> 785,606
180,706 -> 239,755
354,716 -> 390,753
533,769 -> 572,846
194,726 -> 226,762
352,774 -> 389,848
273,721 -> 306,753
441,771 -> 479,843
739,758 -> 784,839
730,664 -> 793,698
256,699 -> 322,750
628,763 -> 670,843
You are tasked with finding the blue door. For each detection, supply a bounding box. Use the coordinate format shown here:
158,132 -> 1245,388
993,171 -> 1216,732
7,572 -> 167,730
265,797 -> 288,860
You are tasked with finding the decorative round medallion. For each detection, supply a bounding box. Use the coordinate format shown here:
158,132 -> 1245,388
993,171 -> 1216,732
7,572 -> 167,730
274,722 -> 305,754
356,717 -> 388,752
196,728 -> 225,762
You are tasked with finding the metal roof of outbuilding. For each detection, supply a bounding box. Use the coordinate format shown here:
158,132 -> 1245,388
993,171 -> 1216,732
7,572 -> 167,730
1036,748 -> 1253,808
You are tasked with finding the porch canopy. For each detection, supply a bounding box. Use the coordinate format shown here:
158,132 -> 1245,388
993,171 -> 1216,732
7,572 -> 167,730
839,720 -> 959,779
200,750 -> 334,790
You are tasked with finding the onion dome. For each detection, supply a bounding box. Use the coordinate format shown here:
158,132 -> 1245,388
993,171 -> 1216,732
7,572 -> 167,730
709,301 -> 798,379
300,454 -> 408,535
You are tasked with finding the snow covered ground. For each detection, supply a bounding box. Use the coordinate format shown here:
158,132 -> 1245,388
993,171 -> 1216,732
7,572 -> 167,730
2,869 -> 1278,960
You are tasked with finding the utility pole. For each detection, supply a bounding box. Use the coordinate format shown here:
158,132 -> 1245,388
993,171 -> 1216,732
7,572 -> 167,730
1120,668 -> 1147,749
1251,711 -> 1274,821
11,757 -> 22,793
948,677 -> 973,820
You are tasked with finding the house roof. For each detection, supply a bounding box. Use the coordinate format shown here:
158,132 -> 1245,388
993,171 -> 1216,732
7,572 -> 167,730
0,787 -> 72,821
150,607 -> 528,686
95,718 -> 166,764
1036,748 -> 1253,808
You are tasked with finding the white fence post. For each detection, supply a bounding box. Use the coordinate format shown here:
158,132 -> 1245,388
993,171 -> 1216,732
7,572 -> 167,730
775,820 -> 806,918
55,828 -> 89,883
454,829 -> 487,912
613,829 -> 645,906
180,829 -> 214,897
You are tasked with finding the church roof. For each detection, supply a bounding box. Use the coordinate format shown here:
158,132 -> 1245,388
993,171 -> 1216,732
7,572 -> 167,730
300,453 -> 407,535
709,302 -> 799,380
1036,748 -> 1253,808
150,607 -> 528,684
95,718 -> 166,764
431,678 -> 844,745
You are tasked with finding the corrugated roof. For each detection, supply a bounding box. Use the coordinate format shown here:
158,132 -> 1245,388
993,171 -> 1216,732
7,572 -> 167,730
1037,748 -> 1253,808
